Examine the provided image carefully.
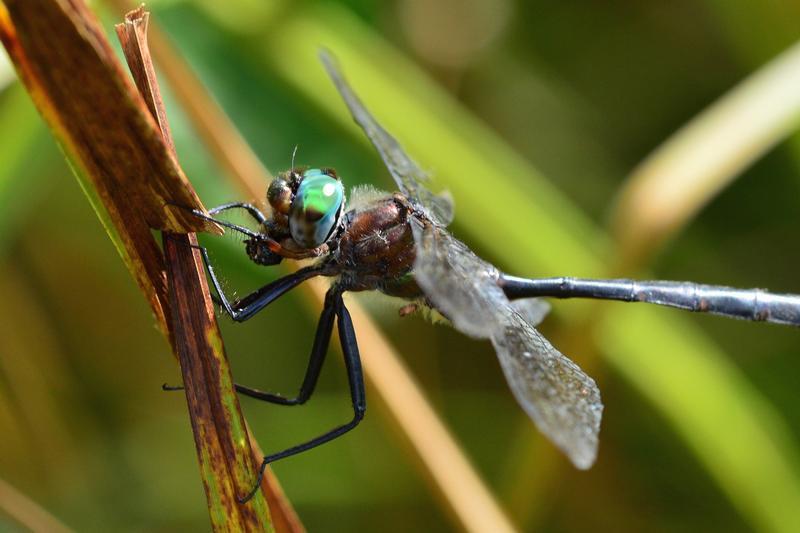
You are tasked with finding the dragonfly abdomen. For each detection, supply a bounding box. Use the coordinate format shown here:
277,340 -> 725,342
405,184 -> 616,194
500,276 -> 800,326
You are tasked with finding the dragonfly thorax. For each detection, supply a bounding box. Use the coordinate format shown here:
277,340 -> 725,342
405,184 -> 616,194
330,193 -> 424,299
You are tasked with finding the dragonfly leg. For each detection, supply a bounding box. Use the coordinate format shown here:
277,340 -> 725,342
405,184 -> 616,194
208,202 -> 268,225
173,204 -> 264,240
192,242 -> 322,322
232,293 -> 336,406
164,244 -> 330,398
239,290 -> 366,504
162,281 -> 335,406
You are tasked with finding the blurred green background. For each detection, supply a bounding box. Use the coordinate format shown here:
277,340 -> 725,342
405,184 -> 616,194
1,0 -> 799,531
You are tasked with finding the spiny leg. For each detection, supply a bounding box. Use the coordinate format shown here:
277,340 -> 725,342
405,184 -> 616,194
208,202 -> 268,225
180,203 -> 326,262
173,204 -> 265,240
239,291 -> 367,504
192,242 -> 322,322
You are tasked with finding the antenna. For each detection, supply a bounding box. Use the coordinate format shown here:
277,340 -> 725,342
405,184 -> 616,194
291,145 -> 299,169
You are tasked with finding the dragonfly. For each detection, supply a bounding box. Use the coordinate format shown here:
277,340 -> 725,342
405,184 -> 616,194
187,51 -> 800,503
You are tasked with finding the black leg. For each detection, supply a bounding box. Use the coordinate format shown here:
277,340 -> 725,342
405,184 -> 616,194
163,289 -> 336,405
193,243 -> 322,322
239,291 -> 367,504
164,243 -> 330,401
181,206 -> 264,239
233,294 -> 336,405
170,201 -> 268,239
208,202 -> 268,225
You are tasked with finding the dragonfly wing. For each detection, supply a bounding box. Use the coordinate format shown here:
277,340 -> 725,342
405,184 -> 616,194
319,50 -> 454,226
411,221 -> 507,338
411,221 -> 602,468
491,312 -> 602,468
511,298 -> 551,327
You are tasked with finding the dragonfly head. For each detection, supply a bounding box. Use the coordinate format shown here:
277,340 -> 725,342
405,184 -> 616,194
267,167 -> 345,249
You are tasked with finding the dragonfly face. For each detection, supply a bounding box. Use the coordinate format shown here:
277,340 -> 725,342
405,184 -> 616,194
254,165 -> 424,297
265,167 -> 345,249
241,167 -> 348,265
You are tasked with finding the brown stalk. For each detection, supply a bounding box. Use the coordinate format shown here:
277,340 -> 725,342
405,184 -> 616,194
114,7 -> 273,530
115,8 -> 301,532
104,3 -> 517,531
0,0 -> 283,529
0,0 -> 218,340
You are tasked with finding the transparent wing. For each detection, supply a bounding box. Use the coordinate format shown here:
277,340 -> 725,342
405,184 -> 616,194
511,298 -> 550,327
319,50 -> 454,226
412,221 -> 602,468
491,312 -> 602,469
411,220 -> 507,337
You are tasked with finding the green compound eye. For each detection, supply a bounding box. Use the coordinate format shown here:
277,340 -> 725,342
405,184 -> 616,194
289,169 -> 345,248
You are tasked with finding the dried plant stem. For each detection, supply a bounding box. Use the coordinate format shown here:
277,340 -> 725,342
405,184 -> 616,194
116,8 -> 273,530
163,232 -> 272,529
0,0 -> 217,341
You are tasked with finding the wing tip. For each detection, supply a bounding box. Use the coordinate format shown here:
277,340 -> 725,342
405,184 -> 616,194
567,445 -> 599,470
